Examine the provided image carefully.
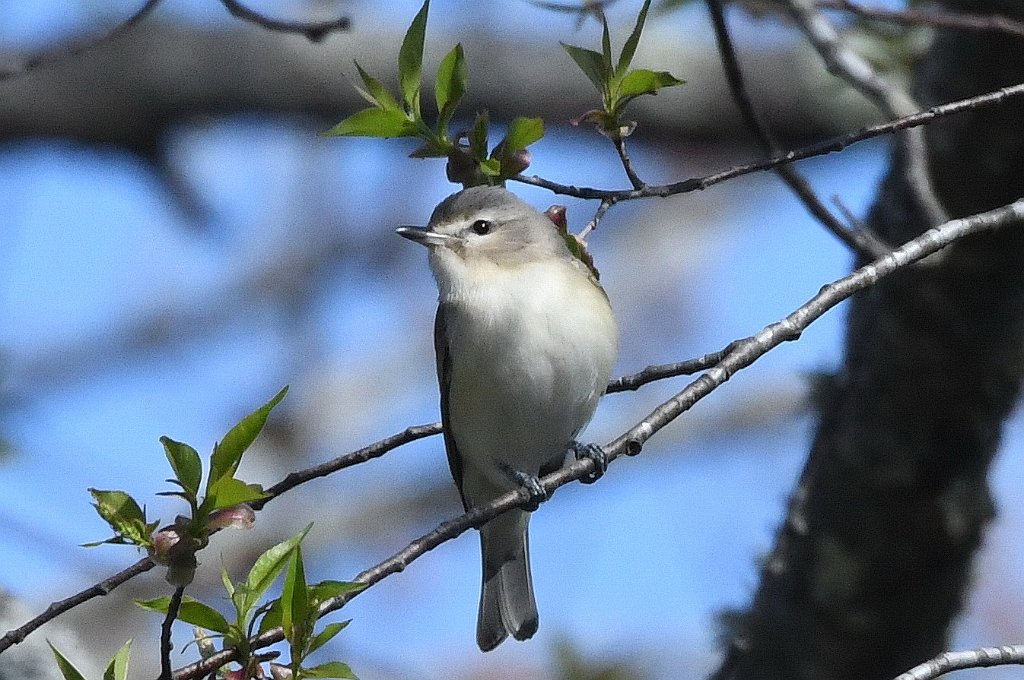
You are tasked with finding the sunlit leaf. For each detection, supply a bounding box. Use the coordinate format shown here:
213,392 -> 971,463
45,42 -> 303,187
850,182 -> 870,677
435,43 -> 467,132
616,68 -> 684,100
498,117 -> 544,155
208,386 -> 288,490
242,524 -> 311,616
137,596 -> 232,634
103,639 -> 132,680
281,546 -> 309,644
48,643 -> 89,680
561,43 -> 610,93
161,436 -> 202,499
398,0 -> 430,113
617,0 -> 652,78
303,661 -> 358,679
308,621 -> 350,655
353,61 -> 400,111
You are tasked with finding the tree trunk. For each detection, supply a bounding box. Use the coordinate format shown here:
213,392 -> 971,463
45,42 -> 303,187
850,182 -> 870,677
716,2 -> 1024,679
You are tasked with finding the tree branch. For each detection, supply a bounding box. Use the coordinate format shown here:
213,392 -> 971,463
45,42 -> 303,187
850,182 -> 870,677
706,0 -> 889,259
514,81 -> 1024,200
0,0 -> 163,80
894,645 -> 1024,680
160,587 -> 186,680
819,0 -> 1024,39
787,0 -> 950,228
171,196 -> 1024,680
216,0 -> 350,42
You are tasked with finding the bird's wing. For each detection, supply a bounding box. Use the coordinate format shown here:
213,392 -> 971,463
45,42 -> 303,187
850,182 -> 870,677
435,302 -> 470,510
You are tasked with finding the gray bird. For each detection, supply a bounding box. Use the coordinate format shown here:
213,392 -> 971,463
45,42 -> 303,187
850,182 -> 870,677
398,186 -> 618,650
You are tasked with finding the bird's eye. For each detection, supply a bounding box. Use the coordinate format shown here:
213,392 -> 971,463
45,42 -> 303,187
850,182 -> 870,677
471,219 -> 492,235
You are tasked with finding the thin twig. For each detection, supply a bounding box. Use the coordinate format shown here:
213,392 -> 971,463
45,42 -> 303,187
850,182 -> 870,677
0,0 -> 163,80
172,197 -> 1024,680
819,0 -> 1024,40
895,645 -> 1024,680
514,82 -> 1024,201
787,0 -> 949,229
160,587 -> 186,680
254,423 -> 441,507
613,136 -> 646,189
578,197 -> 616,242
0,557 -> 155,653
705,0 -> 888,259
217,0 -> 350,42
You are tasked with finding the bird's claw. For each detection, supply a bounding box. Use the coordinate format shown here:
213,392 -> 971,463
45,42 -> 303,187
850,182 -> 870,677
508,469 -> 547,511
572,441 -> 608,484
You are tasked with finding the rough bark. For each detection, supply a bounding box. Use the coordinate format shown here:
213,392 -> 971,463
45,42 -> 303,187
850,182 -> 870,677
717,2 -> 1024,680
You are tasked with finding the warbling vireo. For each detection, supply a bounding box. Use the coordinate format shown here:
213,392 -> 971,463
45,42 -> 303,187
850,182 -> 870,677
397,186 -> 618,651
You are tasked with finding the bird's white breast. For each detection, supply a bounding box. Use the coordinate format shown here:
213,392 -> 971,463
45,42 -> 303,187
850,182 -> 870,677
438,258 -> 618,489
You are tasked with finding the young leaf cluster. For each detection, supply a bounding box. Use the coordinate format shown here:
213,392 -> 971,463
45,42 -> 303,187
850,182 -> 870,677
322,0 -> 544,187
561,0 -> 684,138
138,527 -> 363,679
85,387 -> 287,587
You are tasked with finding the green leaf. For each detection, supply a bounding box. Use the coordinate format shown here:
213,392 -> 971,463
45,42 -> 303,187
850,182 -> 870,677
281,546 -> 309,644
48,642 -> 89,680
308,580 -> 367,606
103,640 -> 132,680
498,117 -> 544,155
303,661 -> 358,679
601,14 -> 613,70
353,61 -> 400,111
221,563 -> 235,597
205,476 -> 267,512
616,68 -> 685,100
308,621 -> 350,655
468,111 -> 489,161
208,386 -> 288,491
561,43 -> 610,94
242,524 -> 312,616
434,43 -> 466,132
398,0 -> 430,113
322,108 -> 418,139
258,597 -> 283,635
136,596 -> 232,634
161,436 -> 202,499
88,489 -> 154,547
617,0 -> 652,78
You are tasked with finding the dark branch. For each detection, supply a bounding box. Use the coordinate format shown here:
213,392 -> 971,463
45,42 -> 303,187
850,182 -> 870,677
0,0 -> 163,80
160,587 -> 186,680
217,0 -> 350,42
514,81 -> 1024,200
705,0 -> 889,259
820,0 -> 1024,39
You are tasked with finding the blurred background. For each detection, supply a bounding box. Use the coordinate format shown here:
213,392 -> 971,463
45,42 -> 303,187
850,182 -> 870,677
0,1 -> 1021,678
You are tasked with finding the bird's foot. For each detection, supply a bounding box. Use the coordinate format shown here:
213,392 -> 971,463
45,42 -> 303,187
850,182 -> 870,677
505,467 -> 547,511
571,441 -> 608,484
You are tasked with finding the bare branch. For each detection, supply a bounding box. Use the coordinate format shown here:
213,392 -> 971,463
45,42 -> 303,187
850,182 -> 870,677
819,0 -> 1024,40
0,557 -> 156,654
705,0 -> 889,259
160,587 -> 186,680
0,0 -> 163,80
216,0 -> 350,42
514,81 -> 1024,200
894,645 -> 1024,680
787,0 -> 950,228
171,196 -> 1024,680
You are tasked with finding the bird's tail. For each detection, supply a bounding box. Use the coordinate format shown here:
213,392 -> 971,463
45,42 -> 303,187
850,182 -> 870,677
476,509 -> 538,651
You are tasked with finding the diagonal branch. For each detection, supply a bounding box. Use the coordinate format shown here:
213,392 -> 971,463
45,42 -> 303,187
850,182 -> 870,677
894,645 -> 1024,680
787,0 -> 950,229
216,0 -> 350,42
819,0 -> 1024,39
171,196 -> 1024,680
514,81 -> 1024,201
0,0 -> 163,80
706,0 -> 889,259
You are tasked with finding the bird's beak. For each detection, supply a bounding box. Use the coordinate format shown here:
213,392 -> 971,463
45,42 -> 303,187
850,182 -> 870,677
396,226 -> 459,248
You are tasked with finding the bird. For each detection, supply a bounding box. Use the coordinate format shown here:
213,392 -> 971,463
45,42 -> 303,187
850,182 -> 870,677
397,185 -> 619,651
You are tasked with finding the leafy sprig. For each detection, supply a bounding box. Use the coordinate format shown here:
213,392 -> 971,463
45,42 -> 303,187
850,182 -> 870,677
323,0 -> 544,187
561,0 -> 684,138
